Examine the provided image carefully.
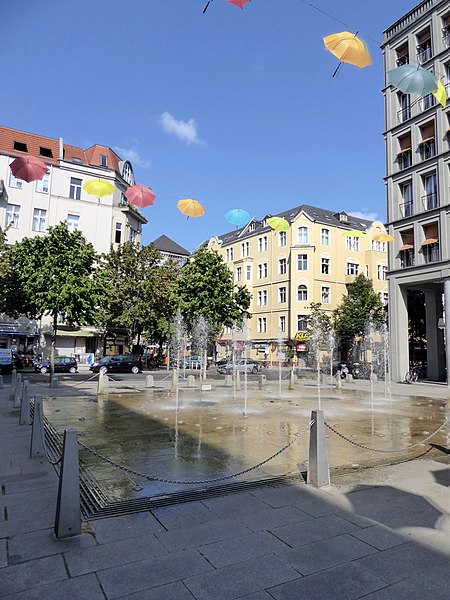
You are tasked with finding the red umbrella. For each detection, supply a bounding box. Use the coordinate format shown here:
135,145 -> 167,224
226,0 -> 251,7
124,184 -> 156,208
9,156 -> 49,183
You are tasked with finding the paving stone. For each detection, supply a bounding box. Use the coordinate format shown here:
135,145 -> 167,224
422,560 -> 450,587
201,493 -> 271,517
97,549 -> 213,599
156,517 -> 251,552
270,513 -> 360,547
64,532 -> 167,576
0,539 -> 7,568
235,592 -> 273,600
0,554 -> 68,597
360,573 -> 450,600
274,533 -> 377,575
152,501 -> 223,530
116,580 -> 195,599
199,531 -> 290,568
268,561 -> 386,600
8,528 -> 96,564
184,554 -> 301,600
350,524 -> 409,550
250,484 -> 312,508
236,505 -> 313,532
0,573 -> 105,600
89,512 -> 164,544
0,513 -> 55,538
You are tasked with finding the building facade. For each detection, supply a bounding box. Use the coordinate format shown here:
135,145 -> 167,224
382,0 -> 450,382
0,125 -> 148,361
152,234 -> 190,266
207,204 -> 388,364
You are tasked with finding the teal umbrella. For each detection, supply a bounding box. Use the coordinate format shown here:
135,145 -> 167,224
225,209 -> 250,227
387,65 -> 438,96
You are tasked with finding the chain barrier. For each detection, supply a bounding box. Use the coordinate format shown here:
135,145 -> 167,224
78,420 -> 314,485
69,373 -> 99,387
325,415 -> 450,453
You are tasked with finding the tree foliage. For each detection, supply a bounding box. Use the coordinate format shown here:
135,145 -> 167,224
171,247 -> 251,337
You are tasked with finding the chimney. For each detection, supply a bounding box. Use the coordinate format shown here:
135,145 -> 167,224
59,137 -> 64,161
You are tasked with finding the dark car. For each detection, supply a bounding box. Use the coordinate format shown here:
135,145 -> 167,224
90,354 -> 143,374
35,356 -> 78,374
217,358 -> 262,375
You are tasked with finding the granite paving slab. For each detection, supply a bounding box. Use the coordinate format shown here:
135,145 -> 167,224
89,512 -> 164,544
360,573 -> 450,600
201,493 -> 271,518
8,528 -> 96,564
270,513 -> 360,547
1,573 -> 105,600
115,581 -> 195,600
235,505 -> 313,532
0,539 -> 7,568
350,524 -> 410,550
0,554 -> 68,597
153,501 -> 224,530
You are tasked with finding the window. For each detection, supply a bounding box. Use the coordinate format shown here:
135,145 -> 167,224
321,257 -> 330,275
321,286 -> 331,304
397,93 -> 411,122
297,226 -> 308,244
32,208 -> 47,232
297,284 -> 308,301
346,262 -> 359,276
257,290 -> 267,306
279,316 -> 286,333
246,265 -> 252,280
257,317 -> 267,333
130,227 -> 138,242
226,248 -> 234,262
115,223 -> 122,243
6,204 -> 20,229
419,123 -> 435,160
39,146 -> 53,158
397,133 -> 412,169
279,258 -> 287,275
258,236 -> 267,252
279,286 -> 286,303
236,267 -> 242,282
66,214 -> 79,231
258,263 -> 268,279
35,173 -> 49,194
400,181 -> 413,217
279,231 -> 287,247
241,241 -> 249,257
69,177 -> 82,200
297,254 -> 308,270
346,236 -> 360,251
422,173 -> 438,210
377,264 -> 387,280
9,171 -> 22,189
13,141 -> 27,152
321,228 -> 330,245
100,154 -> 108,167
416,29 -> 432,64
381,292 -> 389,306
420,93 -> 435,112
372,241 -> 387,252
297,315 -> 308,331
224,326 -> 232,335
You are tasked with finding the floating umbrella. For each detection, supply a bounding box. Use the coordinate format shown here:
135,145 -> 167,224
226,0 -> 251,7
387,64 -> 438,96
343,229 -> 365,237
177,199 -> 205,218
267,216 -> 290,232
433,79 -> 447,108
9,156 -> 49,183
83,179 -> 115,198
373,232 -> 395,242
323,31 -> 371,77
225,209 -> 250,227
125,184 -> 156,208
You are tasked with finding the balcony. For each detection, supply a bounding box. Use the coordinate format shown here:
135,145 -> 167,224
421,192 -> 439,211
397,150 -> 412,170
397,107 -> 411,123
416,44 -> 432,64
443,28 -> 450,47
400,248 -> 415,268
419,139 -> 436,161
423,242 -> 440,263
396,55 -> 409,66
419,93 -> 435,111
399,200 -> 413,218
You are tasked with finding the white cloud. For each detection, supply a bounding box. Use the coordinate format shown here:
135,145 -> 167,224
114,146 -> 151,169
348,210 -> 378,222
160,111 -> 201,145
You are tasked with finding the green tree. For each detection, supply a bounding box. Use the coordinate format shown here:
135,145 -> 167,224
6,222 -> 102,379
171,247 -> 251,341
99,242 -> 178,352
333,274 -> 385,361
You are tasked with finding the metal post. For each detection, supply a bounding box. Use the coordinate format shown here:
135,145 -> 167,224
307,410 -> 330,488
20,380 -> 30,425
30,395 -> 46,458
10,369 -> 17,400
54,427 -> 81,538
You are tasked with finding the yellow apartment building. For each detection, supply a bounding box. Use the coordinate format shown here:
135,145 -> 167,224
206,204 -> 388,364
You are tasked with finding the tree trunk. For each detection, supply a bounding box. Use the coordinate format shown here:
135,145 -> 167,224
50,312 -> 57,386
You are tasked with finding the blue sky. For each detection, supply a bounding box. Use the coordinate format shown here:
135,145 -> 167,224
2,0 -> 416,252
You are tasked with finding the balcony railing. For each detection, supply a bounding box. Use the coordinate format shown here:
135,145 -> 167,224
399,200 -> 413,218
416,44 -> 432,64
396,55 -> 409,66
419,139 -> 436,161
421,192 -> 439,211
419,93 -> 435,111
443,28 -> 450,47
397,107 -> 411,123
423,243 -> 440,263
400,249 -> 415,268
397,150 -> 412,170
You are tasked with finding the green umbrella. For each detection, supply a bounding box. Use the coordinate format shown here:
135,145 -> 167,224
343,229 -> 365,237
267,216 -> 290,232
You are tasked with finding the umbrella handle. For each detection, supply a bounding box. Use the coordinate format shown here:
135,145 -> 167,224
332,62 -> 343,78
203,0 -> 211,13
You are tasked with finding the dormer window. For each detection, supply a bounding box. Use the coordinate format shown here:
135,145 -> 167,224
100,154 -> 108,167
13,141 -> 27,152
39,147 -> 53,158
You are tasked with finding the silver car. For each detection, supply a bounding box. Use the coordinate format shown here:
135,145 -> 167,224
217,358 -> 262,375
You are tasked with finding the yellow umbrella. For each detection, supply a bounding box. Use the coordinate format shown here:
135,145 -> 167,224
267,216 -> 290,232
373,232 -> 395,242
343,229 -> 365,237
323,32 -> 372,75
433,79 -> 447,108
177,198 -> 205,218
83,179 -> 115,197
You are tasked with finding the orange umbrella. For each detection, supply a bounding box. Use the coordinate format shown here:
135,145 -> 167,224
125,184 -> 156,208
9,156 -> 49,183
323,31 -> 372,76
177,199 -> 205,218
373,232 -> 395,242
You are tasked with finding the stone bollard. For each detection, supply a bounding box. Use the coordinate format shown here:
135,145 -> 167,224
336,372 -> 342,390
10,369 -> 17,401
50,376 -> 59,388
370,373 -> 378,383
54,427 -> 81,538
224,374 -> 233,387
20,380 -> 30,425
235,370 -> 241,391
145,374 -> 155,388
13,380 -> 23,409
0,374 -> 3,389
258,374 -> 267,389
346,374 -> 353,383
288,369 -> 295,390
97,371 -> 109,395
30,395 -> 46,458
187,375 -> 196,387
307,409 -> 330,488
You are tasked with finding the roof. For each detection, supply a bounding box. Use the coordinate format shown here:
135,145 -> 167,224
214,204 -> 374,246
151,235 -> 190,256
0,125 -> 124,173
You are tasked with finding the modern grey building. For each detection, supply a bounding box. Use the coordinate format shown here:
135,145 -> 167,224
383,0 -> 450,382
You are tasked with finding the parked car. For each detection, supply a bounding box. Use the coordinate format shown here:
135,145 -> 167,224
217,358 -> 262,375
185,356 -> 208,369
35,356 -> 78,374
90,354 -> 143,374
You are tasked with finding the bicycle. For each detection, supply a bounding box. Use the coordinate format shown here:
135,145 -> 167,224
405,367 -> 419,383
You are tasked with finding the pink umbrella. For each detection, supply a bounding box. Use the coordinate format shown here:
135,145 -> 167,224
9,156 -> 49,183
226,0 -> 251,7
125,184 -> 156,208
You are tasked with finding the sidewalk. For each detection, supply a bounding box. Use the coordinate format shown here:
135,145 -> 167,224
1,380 -> 449,599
